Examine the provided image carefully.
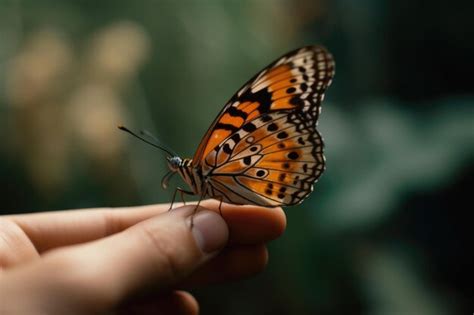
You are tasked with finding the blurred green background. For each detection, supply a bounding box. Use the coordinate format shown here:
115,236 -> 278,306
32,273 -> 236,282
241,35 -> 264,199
1,0 -> 473,314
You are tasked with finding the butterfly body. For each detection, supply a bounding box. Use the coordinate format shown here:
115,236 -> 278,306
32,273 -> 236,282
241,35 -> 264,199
166,45 -> 335,208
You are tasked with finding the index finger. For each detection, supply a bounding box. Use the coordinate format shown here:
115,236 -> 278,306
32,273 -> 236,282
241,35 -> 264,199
5,200 -> 286,252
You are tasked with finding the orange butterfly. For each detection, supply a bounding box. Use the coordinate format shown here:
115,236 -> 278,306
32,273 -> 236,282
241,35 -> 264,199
120,45 -> 335,209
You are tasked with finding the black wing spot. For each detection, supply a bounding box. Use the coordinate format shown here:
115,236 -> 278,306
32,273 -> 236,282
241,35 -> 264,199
223,143 -> 232,154
230,133 -> 241,143
300,83 -> 308,92
290,78 -> 297,83
286,87 -> 296,94
278,193 -> 285,199
239,88 -> 273,113
283,162 -> 290,169
265,189 -> 272,195
291,191 -> 301,203
250,146 -> 258,152
215,123 -> 239,132
278,143 -> 286,149
256,170 -> 266,177
288,151 -> 299,160
293,175 -> 300,185
298,137 -> 306,145
261,114 -> 272,122
242,123 -> 257,132
267,123 -> 278,131
277,131 -> 289,139
303,164 -> 308,172
289,96 -> 304,106
243,156 -> 252,165
279,173 -> 286,181
227,106 -> 248,119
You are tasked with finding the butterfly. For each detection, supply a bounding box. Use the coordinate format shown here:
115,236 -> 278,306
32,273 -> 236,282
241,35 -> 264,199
120,45 -> 335,209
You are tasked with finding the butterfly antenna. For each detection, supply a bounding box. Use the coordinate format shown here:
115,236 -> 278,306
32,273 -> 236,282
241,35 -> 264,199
139,129 -> 178,157
118,125 -> 176,157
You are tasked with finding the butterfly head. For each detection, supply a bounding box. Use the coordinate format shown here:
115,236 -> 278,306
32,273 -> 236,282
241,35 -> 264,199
160,156 -> 182,189
166,156 -> 183,171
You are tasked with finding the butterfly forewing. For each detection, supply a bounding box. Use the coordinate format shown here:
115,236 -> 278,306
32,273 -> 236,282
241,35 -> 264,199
192,45 -> 334,207
192,46 -> 334,167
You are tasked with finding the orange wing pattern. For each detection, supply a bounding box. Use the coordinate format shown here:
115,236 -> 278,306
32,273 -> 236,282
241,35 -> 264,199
194,45 -> 335,206
192,46 -> 335,167
204,111 -> 324,206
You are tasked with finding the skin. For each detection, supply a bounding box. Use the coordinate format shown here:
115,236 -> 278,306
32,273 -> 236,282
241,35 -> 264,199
0,200 -> 286,314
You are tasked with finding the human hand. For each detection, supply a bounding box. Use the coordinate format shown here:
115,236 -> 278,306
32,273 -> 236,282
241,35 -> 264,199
0,200 -> 286,314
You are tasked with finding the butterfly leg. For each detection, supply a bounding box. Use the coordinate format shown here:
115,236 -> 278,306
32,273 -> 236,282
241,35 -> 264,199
179,189 -> 189,205
189,183 -> 209,227
169,187 -> 194,211
213,196 -> 224,218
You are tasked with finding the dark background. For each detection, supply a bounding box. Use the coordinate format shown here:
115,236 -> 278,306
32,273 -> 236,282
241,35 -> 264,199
1,1 -> 472,314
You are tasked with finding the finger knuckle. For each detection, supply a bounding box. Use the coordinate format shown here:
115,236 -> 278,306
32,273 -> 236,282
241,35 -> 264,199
0,219 -> 38,268
101,208 -> 125,236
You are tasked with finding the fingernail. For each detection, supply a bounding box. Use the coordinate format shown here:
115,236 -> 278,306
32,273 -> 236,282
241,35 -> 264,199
191,211 -> 229,253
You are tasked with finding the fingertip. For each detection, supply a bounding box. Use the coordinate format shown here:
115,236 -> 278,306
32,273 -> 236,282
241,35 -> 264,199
119,290 -> 199,315
269,207 -> 287,239
154,291 -> 198,315
189,200 -> 287,244
174,290 -> 199,315
219,203 -> 287,244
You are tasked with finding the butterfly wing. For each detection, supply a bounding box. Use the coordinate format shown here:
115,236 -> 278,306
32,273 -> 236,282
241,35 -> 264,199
204,110 -> 325,206
192,45 -> 334,167
195,45 -> 335,206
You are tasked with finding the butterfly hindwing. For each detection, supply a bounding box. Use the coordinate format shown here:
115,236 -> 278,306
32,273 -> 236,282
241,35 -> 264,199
192,45 -> 334,168
203,111 -> 325,206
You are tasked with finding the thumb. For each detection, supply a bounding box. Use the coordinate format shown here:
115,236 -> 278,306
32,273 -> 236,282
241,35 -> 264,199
41,205 -> 228,308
